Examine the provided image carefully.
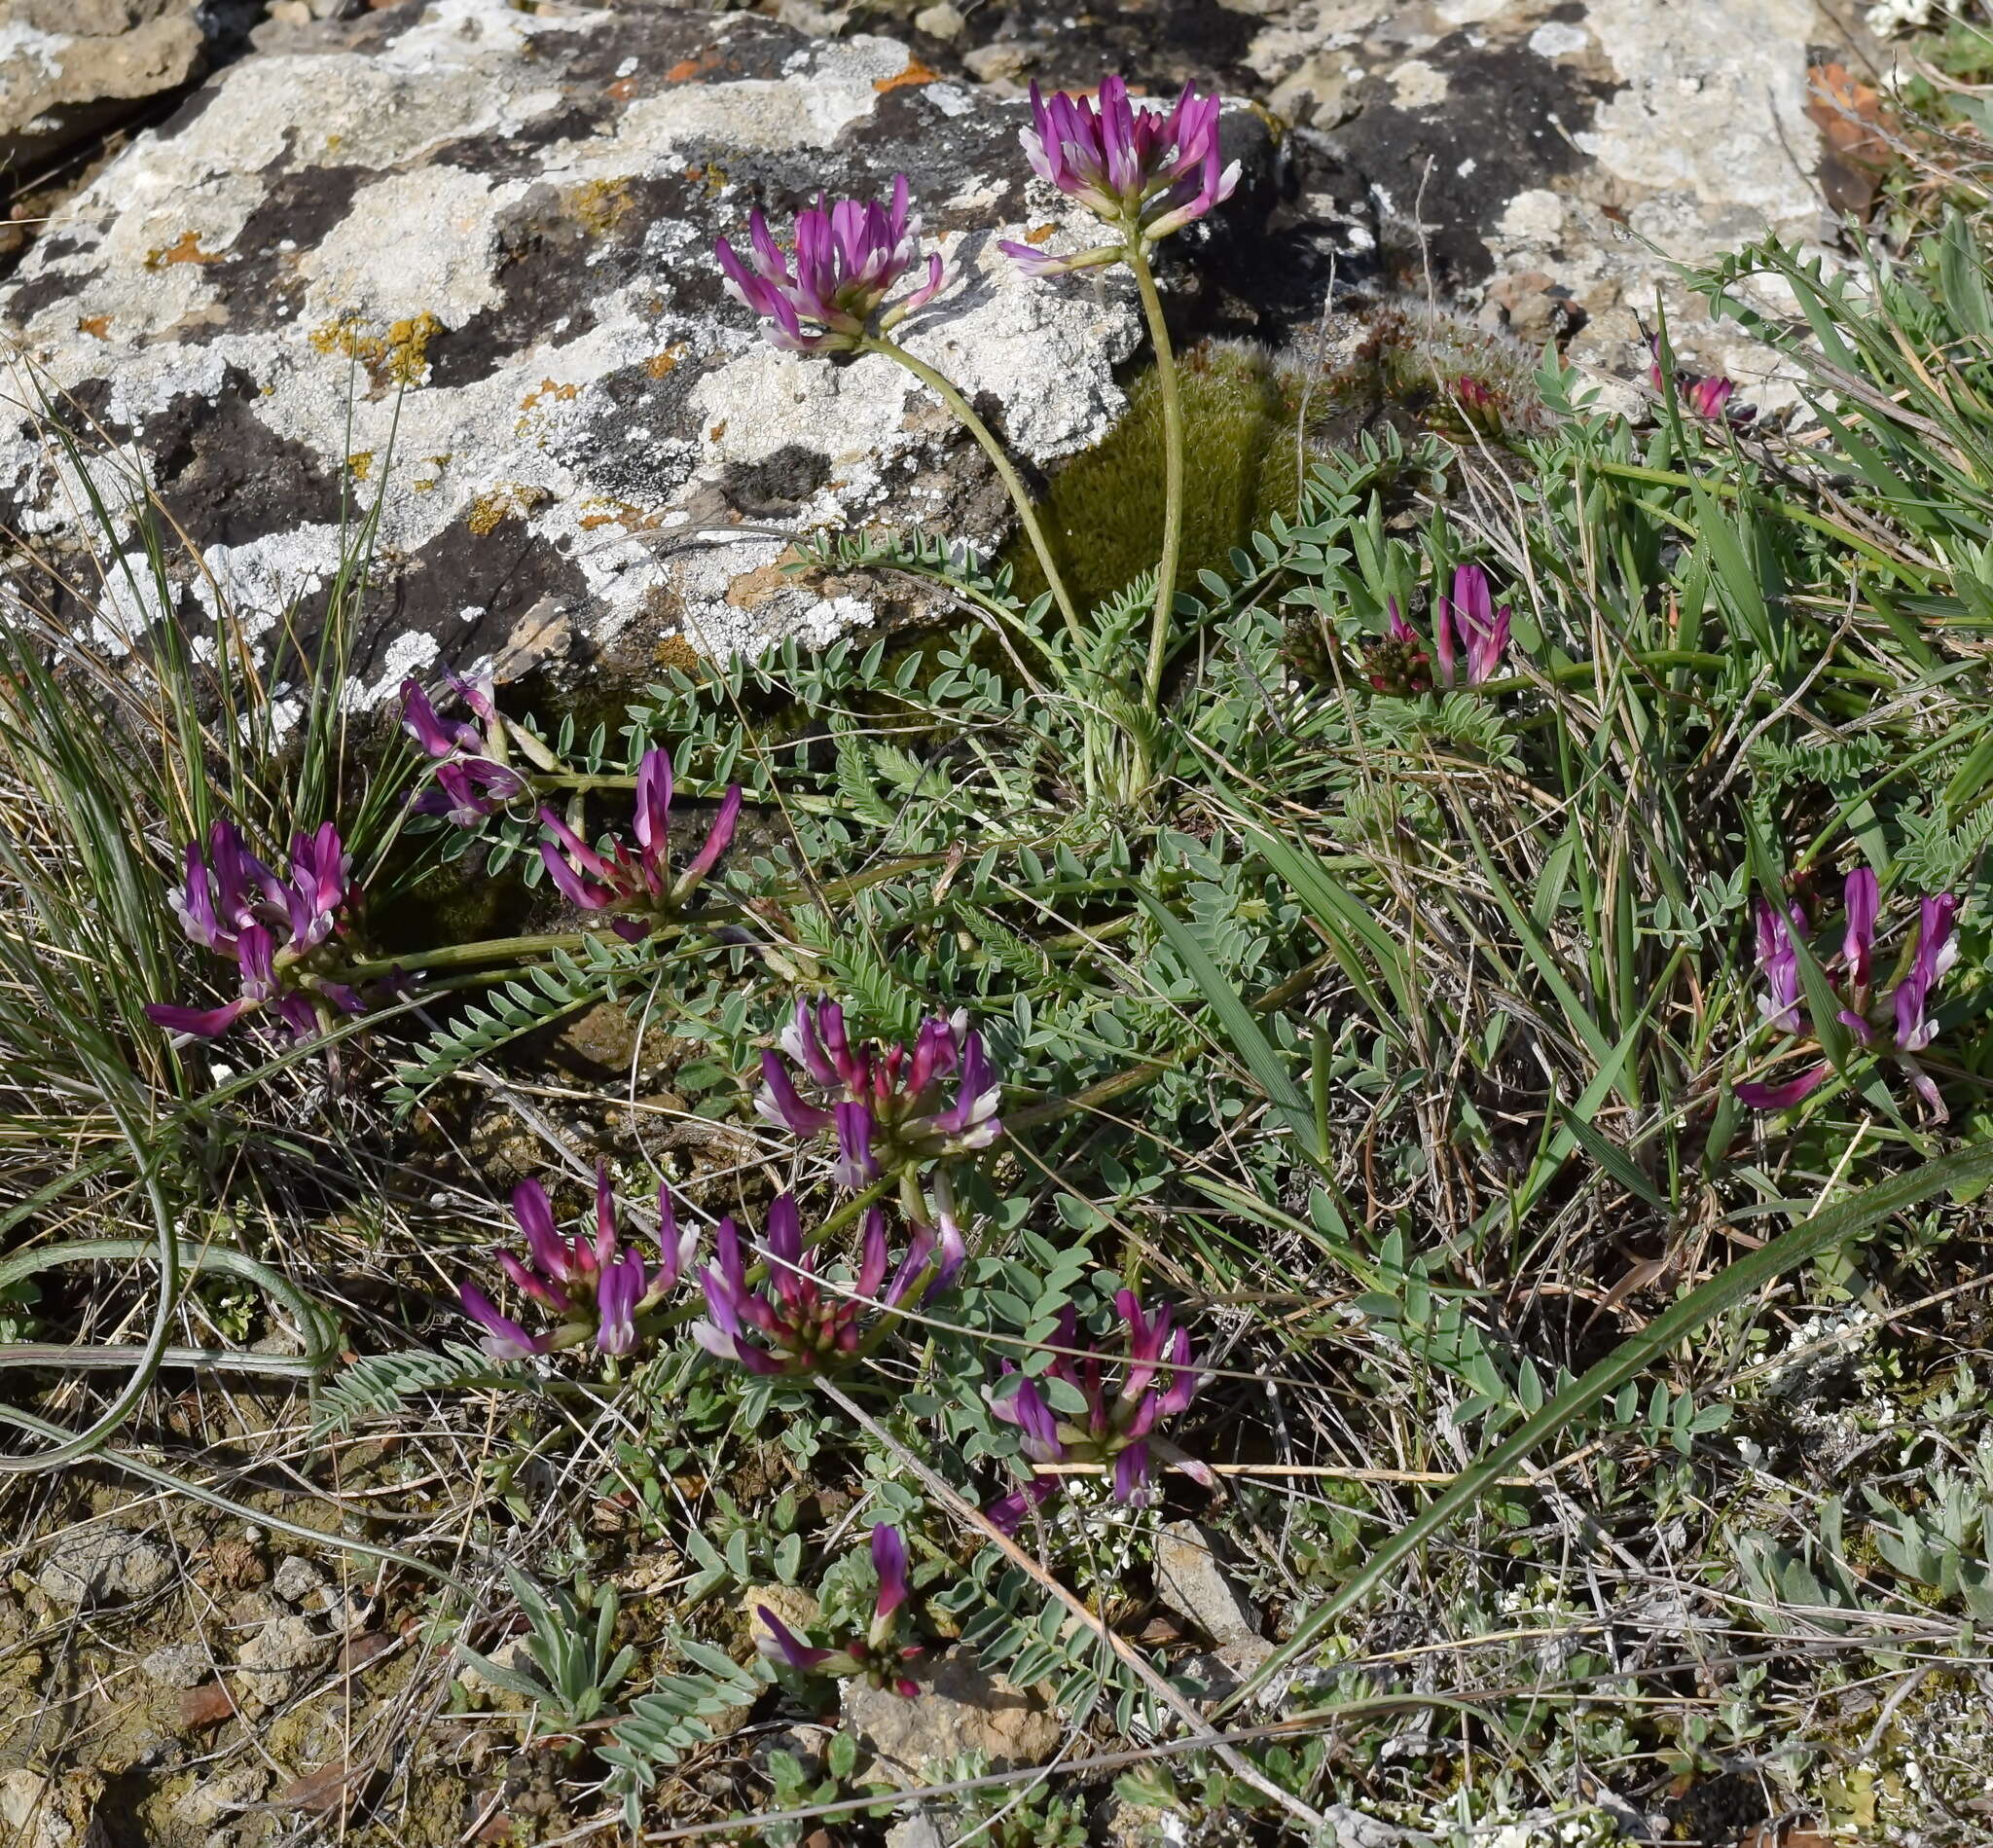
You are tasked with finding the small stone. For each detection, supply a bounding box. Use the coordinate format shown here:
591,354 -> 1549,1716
1153,1522 -> 1262,1645
913,2 -> 964,39
271,1554 -> 327,1607
741,1583 -> 819,1652
37,1527 -> 173,1608
233,1613 -> 334,1713
843,1645 -> 1060,1776
204,1536 -> 268,1590
0,1769 -> 102,1848
962,42 -> 1030,84
886,1813 -> 953,1848
141,1641 -> 211,1689
172,1764 -> 270,1830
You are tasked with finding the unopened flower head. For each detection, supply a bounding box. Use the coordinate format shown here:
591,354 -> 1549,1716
539,747 -> 742,942
716,173 -> 951,354
691,1192 -> 963,1377
756,1524 -> 923,1697
758,998 -> 1002,1184
998,75 -> 1239,275
458,1164 -> 698,1362
1736,870 -> 1962,1118
987,1288 -> 1202,1525
148,819 -> 363,1042
400,670 -> 531,827
1648,340 -> 1756,426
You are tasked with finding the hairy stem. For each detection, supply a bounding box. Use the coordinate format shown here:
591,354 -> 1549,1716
865,338 -> 1086,647
1128,238 -> 1185,712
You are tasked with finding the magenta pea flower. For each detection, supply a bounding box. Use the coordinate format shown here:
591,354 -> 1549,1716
757,1525 -> 924,1698
400,671 -> 532,827
1362,566 -> 1511,696
997,75 -> 1239,275
758,998 -> 1002,1184
986,1289 -> 1204,1529
147,819 -> 364,1043
457,1165 -> 698,1362
538,747 -> 742,942
715,174 -> 950,354
691,1193 -> 963,1377
1736,872 -> 1963,1119
1648,340 -> 1756,425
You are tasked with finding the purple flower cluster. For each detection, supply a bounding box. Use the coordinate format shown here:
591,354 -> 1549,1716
988,1290 -> 1202,1528
691,1192 -> 963,1377
539,748 -> 742,943
1738,870 -> 1961,1117
715,173 -> 950,354
459,1165 -> 699,1361
997,75 -> 1239,274
148,820 -> 360,1041
758,1000 -> 1002,1184
400,671 -> 530,827
757,1525 -> 922,1698
1364,565 -> 1512,697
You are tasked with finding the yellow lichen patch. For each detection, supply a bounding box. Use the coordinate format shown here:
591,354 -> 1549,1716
655,634 -> 703,673
309,310 -> 447,391
646,343 -> 689,379
144,230 -> 227,270
345,452 -> 375,483
566,178 -> 634,236
466,483 -> 552,537
76,314 -> 111,340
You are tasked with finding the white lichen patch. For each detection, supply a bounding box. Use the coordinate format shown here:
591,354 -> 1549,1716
0,0 -> 1153,699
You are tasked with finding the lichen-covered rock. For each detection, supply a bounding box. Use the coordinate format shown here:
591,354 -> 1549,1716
842,1643 -> 1061,1774
0,1768 -> 104,1848
0,0 -> 257,175
0,0 -> 1267,709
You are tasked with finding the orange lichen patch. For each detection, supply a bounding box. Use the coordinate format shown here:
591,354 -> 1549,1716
604,77 -> 638,102
144,230 -> 226,270
309,310 -> 446,390
665,53 -> 719,83
520,377 -> 581,414
76,314 -> 111,339
1807,62 -> 1897,216
707,419 -> 728,442
1023,225 -> 1055,245
577,497 -> 654,531
875,58 -> 939,93
566,177 -> 634,236
646,343 -> 690,379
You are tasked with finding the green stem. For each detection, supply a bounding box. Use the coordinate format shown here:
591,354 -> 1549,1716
1128,238 -> 1185,712
865,337 -> 1086,648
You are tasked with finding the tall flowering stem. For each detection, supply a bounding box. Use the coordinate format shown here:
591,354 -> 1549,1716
147,820 -> 363,1043
1735,869 -> 1962,1119
715,176 -> 1082,645
692,1192 -> 963,1377
987,1289 -> 1204,1529
458,1165 -> 698,1362
756,1524 -> 923,1697
996,76 -> 1240,714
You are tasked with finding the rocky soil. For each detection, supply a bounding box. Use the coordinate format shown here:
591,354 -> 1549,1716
0,0 -> 1915,1839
